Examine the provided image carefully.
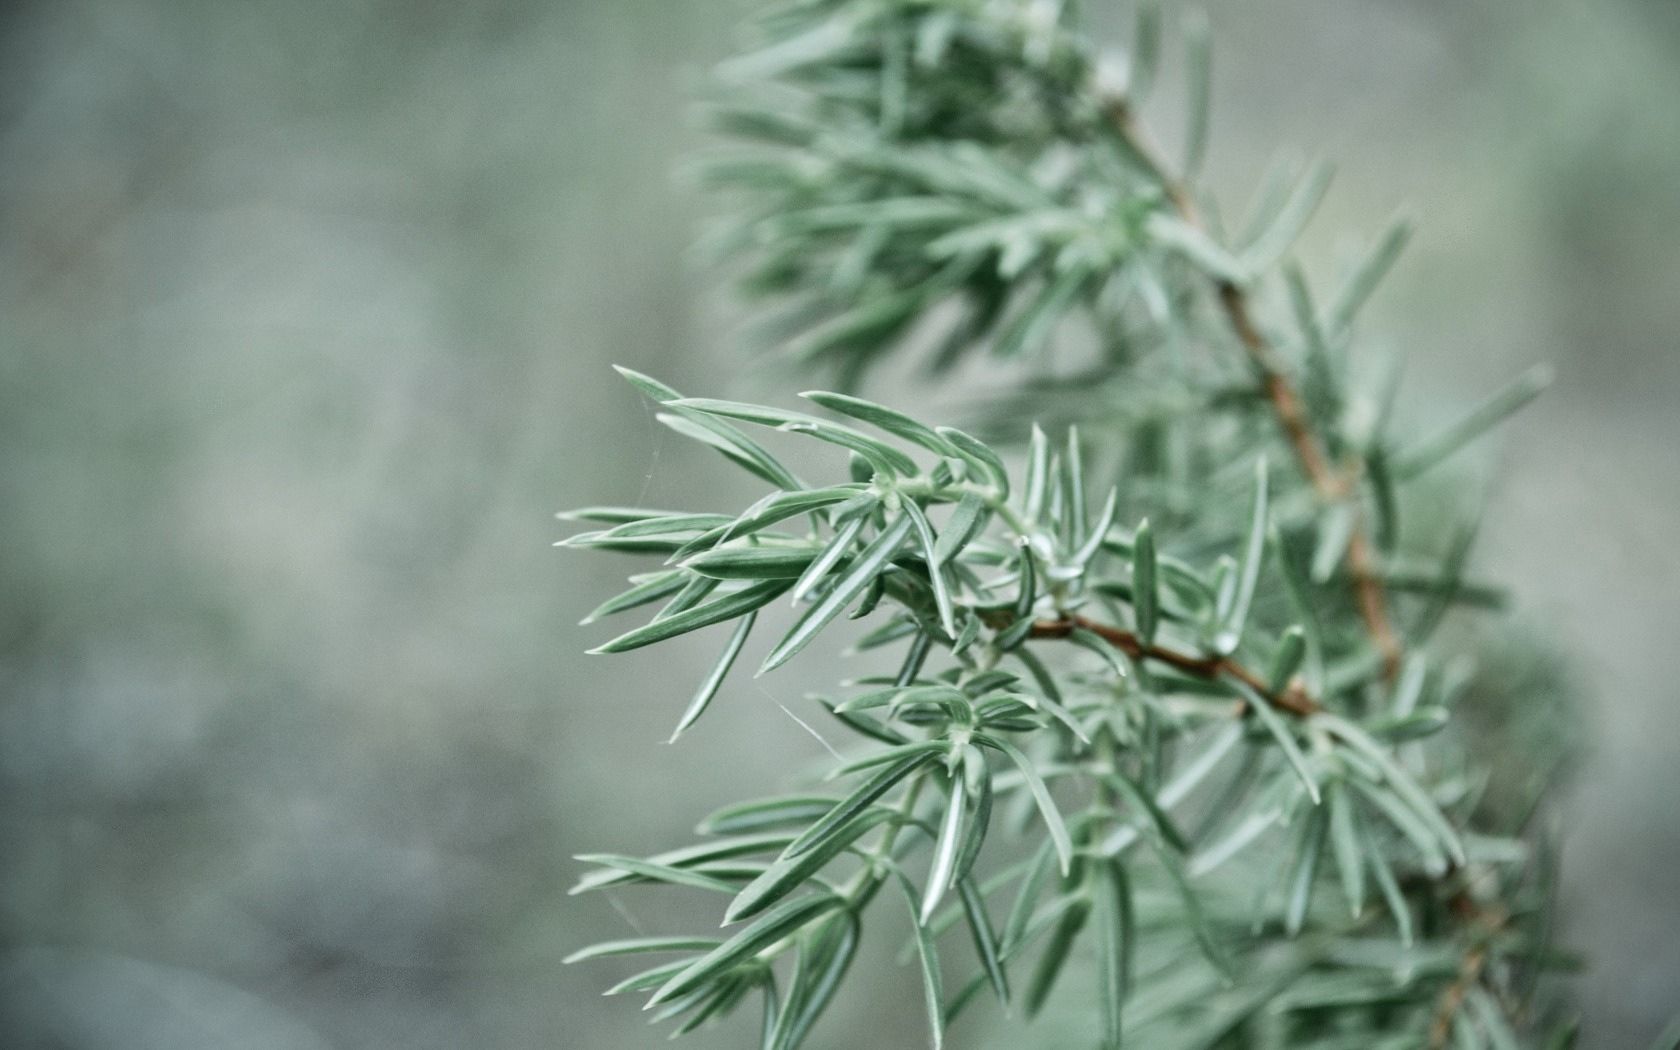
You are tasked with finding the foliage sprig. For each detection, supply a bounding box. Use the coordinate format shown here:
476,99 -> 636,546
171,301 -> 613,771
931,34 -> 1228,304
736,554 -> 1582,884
558,2 -> 1577,1048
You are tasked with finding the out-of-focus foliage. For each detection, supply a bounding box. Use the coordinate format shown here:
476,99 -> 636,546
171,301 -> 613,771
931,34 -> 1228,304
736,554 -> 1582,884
2,1 -> 1678,1049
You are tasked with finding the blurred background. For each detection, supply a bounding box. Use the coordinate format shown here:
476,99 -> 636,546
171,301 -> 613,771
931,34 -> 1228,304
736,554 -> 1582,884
2,1 -> 1677,1047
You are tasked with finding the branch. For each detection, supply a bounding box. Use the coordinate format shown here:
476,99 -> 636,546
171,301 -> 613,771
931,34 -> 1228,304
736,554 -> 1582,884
1101,99 -> 1514,1045
1106,100 -> 1404,680
1025,613 -> 1320,717
1427,902 -> 1508,1048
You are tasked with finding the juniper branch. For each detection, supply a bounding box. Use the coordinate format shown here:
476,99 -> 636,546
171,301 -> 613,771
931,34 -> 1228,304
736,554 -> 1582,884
1104,99 -> 1405,679
555,4 -> 1579,1048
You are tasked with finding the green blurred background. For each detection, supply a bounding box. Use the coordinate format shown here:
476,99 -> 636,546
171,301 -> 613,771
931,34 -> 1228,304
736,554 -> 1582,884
2,1 -> 1677,1047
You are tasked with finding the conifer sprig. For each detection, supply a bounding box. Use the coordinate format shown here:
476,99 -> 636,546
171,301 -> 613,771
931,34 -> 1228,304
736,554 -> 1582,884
558,3 -> 1577,1048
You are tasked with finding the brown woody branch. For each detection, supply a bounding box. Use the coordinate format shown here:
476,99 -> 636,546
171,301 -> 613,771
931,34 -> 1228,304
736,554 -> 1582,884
1106,101 -> 1405,680
1025,613 -> 1320,717
1098,74 -> 1521,1050
1428,945 -> 1488,1049
1427,903 -> 1508,1048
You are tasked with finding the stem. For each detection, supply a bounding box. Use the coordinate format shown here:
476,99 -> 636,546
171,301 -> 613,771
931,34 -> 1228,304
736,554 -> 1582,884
841,770 -> 930,912
1024,613 -> 1319,717
894,477 -> 1033,537
1427,904 -> 1507,1049
937,481 -> 1320,717
1105,100 -> 1404,680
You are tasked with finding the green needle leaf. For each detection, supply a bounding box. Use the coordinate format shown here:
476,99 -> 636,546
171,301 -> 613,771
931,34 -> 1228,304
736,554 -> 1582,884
978,734 -> 1073,875
563,936 -> 723,966
1468,986 -> 1522,1050
558,505 -> 687,525
726,808 -> 894,924
1152,838 -> 1233,977
1071,486 -> 1118,571
1319,713 -> 1465,866
1132,518 -> 1159,644
592,580 -> 790,654
612,365 -> 683,402
571,832 -> 794,894
1346,776 -> 1448,876
903,498 -> 956,637
1311,501 -> 1357,583
651,409 -> 802,492
781,421 -> 917,478
684,547 -> 820,580
1094,860 -> 1133,1049
660,574 -> 720,618
669,396 -> 921,477
1147,213 -> 1245,283
649,893 -> 845,1007
957,876 -> 1010,1007
1393,364 -> 1553,480
1025,896 -> 1089,1017
1271,527 -> 1326,695
763,514 -> 913,673
670,612 -> 756,742
602,959 -> 696,998
1236,681 -> 1321,805
894,872 -> 946,1050
1283,806 -> 1328,935
801,390 -> 959,457
932,492 -> 988,566
1239,159 -> 1332,273
1362,819 -> 1414,946
1327,781 -> 1366,918
821,699 -> 910,746
579,570 -> 688,625
698,795 -> 839,837
952,746 -> 993,883
1023,425 -> 1051,522
791,513 -> 867,603
783,744 -> 938,860
1216,457 -> 1270,654
572,855 -> 738,896
1108,768 -> 1189,854
1068,626 -> 1127,681
1268,625 -> 1307,694
1062,425 -> 1086,550
1324,213 -> 1413,335
1002,839 -> 1057,952
718,485 -> 867,543
921,770 -> 967,923
766,912 -> 858,1050
935,426 -> 1009,496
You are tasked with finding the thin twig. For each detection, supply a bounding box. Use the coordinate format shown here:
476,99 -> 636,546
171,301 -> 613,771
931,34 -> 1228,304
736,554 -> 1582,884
1427,945 -> 1487,1049
1427,904 -> 1507,1048
1106,100 -> 1404,679
1025,613 -> 1320,717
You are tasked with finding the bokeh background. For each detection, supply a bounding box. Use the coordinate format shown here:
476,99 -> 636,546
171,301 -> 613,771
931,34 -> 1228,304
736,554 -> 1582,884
3,1 -> 1677,1047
